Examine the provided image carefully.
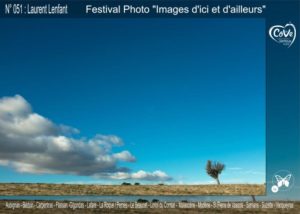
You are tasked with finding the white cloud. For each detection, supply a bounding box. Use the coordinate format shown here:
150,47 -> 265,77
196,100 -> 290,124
0,95 -> 137,176
113,151 -> 136,162
0,95 -> 31,116
0,160 -> 9,165
131,170 -> 171,181
0,95 -> 172,181
96,170 -> 172,181
228,167 -> 264,175
228,167 -> 243,170
52,136 -> 72,152
243,170 -> 264,175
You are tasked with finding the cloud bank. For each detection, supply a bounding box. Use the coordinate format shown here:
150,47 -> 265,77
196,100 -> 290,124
97,170 -> 172,181
0,95 -> 171,181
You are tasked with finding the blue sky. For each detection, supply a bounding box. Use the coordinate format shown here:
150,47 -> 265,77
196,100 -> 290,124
0,19 -> 265,184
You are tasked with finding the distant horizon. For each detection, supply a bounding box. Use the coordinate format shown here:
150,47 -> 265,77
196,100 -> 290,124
0,19 -> 265,185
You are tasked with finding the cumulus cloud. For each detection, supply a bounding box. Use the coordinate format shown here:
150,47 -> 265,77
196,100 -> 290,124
0,95 -> 174,181
0,95 -> 139,176
96,170 -> 172,181
131,170 -> 172,181
113,151 -> 136,162
0,95 -> 172,181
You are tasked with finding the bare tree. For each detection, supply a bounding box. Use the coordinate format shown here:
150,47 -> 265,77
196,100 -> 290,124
206,160 -> 225,185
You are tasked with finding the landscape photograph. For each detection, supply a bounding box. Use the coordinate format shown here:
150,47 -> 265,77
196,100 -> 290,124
0,19 -> 265,196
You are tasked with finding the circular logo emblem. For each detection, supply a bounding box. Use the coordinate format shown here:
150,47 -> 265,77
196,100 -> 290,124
271,185 -> 279,193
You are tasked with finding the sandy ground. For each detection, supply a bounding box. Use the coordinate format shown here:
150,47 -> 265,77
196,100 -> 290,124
0,183 -> 265,195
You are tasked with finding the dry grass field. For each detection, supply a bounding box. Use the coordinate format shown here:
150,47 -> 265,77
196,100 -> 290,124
0,183 -> 265,195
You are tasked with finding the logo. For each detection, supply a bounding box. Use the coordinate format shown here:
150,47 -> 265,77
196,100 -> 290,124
271,170 -> 294,193
269,23 -> 296,48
